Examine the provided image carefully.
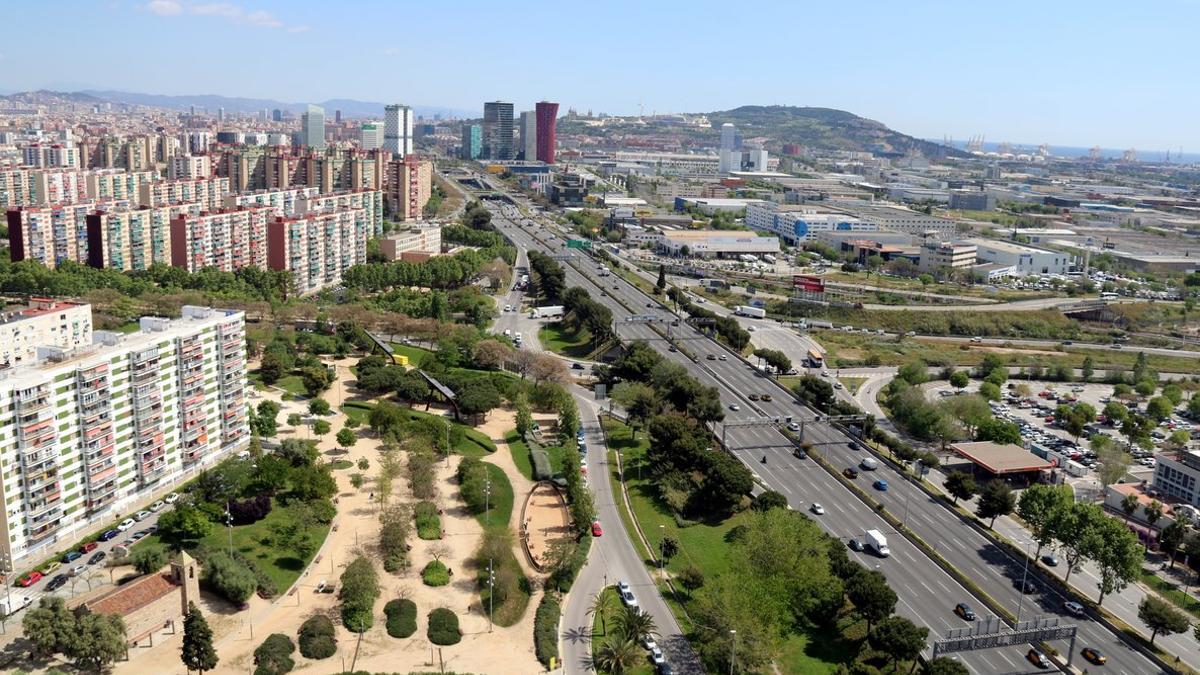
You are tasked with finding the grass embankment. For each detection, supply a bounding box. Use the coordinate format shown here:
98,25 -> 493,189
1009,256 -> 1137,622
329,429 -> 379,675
389,343 -> 437,365
340,401 -> 495,458
248,369 -> 306,396
838,377 -> 866,394
602,419 -> 851,673
143,499 -> 330,594
815,330 -> 1200,373
539,322 -> 596,359
1139,569 -> 1200,619
474,460 -> 528,627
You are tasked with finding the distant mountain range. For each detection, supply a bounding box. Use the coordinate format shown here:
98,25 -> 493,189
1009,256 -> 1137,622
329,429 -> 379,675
706,106 -> 963,158
0,89 -> 473,120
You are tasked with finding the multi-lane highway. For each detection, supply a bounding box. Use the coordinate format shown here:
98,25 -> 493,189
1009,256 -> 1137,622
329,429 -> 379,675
482,194 -> 1172,675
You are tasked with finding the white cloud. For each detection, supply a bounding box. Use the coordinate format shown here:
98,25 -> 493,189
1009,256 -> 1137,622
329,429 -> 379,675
145,0 -> 183,15
143,1 -> 303,31
381,47 -> 401,56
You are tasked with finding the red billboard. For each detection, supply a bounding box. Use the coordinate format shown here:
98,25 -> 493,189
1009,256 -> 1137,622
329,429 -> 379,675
793,275 -> 825,293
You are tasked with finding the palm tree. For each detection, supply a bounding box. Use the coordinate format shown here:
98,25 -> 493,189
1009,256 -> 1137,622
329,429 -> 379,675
587,590 -> 616,637
613,606 -> 658,644
593,637 -> 641,674
1120,493 -> 1139,525
1145,500 -> 1164,550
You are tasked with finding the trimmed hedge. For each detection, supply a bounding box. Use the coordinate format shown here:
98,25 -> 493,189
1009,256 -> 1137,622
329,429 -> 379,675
534,593 -> 561,668
384,599 -> 417,638
421,560 -> 450,587
415,500 -> 442,540
253,633 -> 295,675
427,608 -> 462,646
298,615 -> 336,659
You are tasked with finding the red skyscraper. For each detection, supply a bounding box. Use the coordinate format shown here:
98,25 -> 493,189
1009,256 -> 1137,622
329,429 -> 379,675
535,101 -> 559,164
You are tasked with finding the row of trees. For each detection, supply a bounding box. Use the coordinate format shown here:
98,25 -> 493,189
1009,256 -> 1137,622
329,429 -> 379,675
528,250 -> 566,304
1017,485 -> 1142,604
342,245 -> 513,293
561,286 -> 616,347
667,287 -> 751,351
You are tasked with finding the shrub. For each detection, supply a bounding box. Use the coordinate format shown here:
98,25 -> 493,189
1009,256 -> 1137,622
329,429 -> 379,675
130,543 -> 169,575
533,594 -> 560,668
202,550 -> 258,605
422,560 -> 450,587
384,599 -> 417,638
339,556 -> 379,632
253,633 -> 295,675
415,501 -> 442,540
380,506 -> 411,573
427,608 -> 461,645
456,457 -> 489,514
298,615 -> 336,659
229,494 -> 272,525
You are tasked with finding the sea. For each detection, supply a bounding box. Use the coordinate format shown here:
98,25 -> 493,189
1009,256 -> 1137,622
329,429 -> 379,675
928,140 -> 1200,165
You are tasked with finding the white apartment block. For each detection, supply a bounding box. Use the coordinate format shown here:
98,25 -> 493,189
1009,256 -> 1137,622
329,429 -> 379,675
87,202 -> 202,271
168,155 -> 213,180
298,189 -> 384,237
0,300 -> 93,369
139,177 -> 231,212
0,305 -> 248,565
169,206 -> 274,273
225,186 -> 322,216
746,203 -> 878,245
85,170 -> 157,203
23,144 -> 80,169
267,208 -> 370,295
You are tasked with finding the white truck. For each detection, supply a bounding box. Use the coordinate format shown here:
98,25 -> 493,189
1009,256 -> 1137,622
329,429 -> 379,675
734,305 -> 766,319
865,529 -> 890,557
529,305 -> 564,319
1,593 -> 33,616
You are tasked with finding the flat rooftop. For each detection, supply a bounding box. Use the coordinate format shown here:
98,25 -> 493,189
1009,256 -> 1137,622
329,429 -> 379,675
951,441 -> 1053,475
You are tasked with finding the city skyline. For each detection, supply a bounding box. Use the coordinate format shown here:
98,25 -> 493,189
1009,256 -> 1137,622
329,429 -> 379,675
1,1 -> 1195,151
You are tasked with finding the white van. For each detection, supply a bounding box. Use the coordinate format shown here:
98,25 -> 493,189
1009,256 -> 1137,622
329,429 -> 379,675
860,457 -> 879,471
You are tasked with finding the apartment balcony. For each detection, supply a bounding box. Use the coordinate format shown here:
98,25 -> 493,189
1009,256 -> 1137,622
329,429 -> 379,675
17,396 -> 51,414
87,489 -> 117,511
138,410 -> 164,428
140,444 -> 166,462
140,463 -> 168,484
28,516 -> 63,540
86,463 -> 117,484
20,424 -> 56,448
24,470 -> 59,494
79,391 -> 106,407
27,493 -> 63,520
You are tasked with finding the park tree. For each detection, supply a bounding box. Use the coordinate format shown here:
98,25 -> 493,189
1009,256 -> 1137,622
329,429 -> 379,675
978,381 -> 1002,402
309,398 -> 331,416
251,400 -> 281,437
945,471 -> 978,505
976,418 -> 1021,444
22,596 -> 76,658
678,565 -> 705,597
336,427 -> 357,448
926,657 -> 970,675
846,569 -> 897,633
300,365 -> 332,396
791,375 -> 835,413
752,490 -> 789,512
949,371 -> 969,390
312,419 -> 331,436
869,616 -> 929,671
659,535 -> 680,566
1089,516 -> 1142,605
131,543 -> 170,575
610,381 -> 658,439
1159,520 -> 1188,569
976,481 -> 1016,528
1138,595 -> 1189,645
1081,355 -> 1095,381
66,612 -> 127,670
181,602 -> 219,674
157,504 -> 213,543
1050,503 -> 1102,586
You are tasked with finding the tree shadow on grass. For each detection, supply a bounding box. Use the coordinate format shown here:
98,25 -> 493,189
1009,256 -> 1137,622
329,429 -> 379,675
273,556 -> 305,572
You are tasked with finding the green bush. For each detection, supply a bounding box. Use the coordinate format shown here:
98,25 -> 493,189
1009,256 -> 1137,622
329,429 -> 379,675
201,550 -> 258,605
415,501 -> 442,540
253,633 -> 295,675
533,593 -> 560,668
422,560 -> 450,587
384,599 -> 418,638
339,556 -> 379,633
427,608 -> 461,646
297,615 -> 336,659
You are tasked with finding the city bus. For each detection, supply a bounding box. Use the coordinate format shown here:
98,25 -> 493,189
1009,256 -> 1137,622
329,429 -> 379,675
806,348 -> 824,368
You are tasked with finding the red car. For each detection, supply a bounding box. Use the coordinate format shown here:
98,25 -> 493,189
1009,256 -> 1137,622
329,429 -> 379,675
591,521 -> 603,537
15,571 -> 42,587
81,542 -> 99,553
1044,415 -> 1055,423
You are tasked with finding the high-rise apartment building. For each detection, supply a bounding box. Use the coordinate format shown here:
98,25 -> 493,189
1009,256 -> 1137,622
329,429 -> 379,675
519,111 -> 537,161
384,104 -> 414,156
482,101 -> 514,160
535,101 -> 559,164
460,124 -> 482,160
168,155 -> 213,180
266,207 -> 370,295
8,202 -> 110,268
719,122 -> 742,152
86,203 -> 202,271
0,304 -> 248,565
301,104 -> 326,150
169,206 -> 274,273
360,123 -> 382,150
23,144 -> 80,169
385,156 -> 432,221
139,177 -> 231,212
271,108 -> 283,122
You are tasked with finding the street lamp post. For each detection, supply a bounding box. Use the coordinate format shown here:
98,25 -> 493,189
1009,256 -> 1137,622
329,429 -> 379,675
659,525 -> 665,579
487,558 -> 495,633
225,502 -> 234,557
1015,539 -> 1033,623
484,473 -> 491,526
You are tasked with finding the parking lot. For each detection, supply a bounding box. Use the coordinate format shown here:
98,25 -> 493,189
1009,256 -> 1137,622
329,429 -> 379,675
924,379 -> 1194,483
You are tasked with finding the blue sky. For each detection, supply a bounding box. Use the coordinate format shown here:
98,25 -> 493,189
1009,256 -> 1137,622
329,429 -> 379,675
3,1 -> 1195,150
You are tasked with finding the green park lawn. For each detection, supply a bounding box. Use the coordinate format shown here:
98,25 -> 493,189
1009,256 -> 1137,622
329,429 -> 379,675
505,429 -> 568,481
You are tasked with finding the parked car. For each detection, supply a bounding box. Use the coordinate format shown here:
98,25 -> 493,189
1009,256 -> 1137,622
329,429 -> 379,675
99,529 -> 121,542
117,518 -> 136,531
81,542 -> 99,553
62,551 -> 83,563
617,581 -> 638,608
46,574 -> 69,592
164,493 -> 180,504
88,551 -> 107,566
1041,554 -> 1059,567
15,572 -> 42,587
149,500 -> 166,512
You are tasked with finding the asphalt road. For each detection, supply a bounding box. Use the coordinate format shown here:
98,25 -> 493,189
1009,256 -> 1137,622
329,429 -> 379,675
491,194 -> 1177,675
491,202 -> 1083,674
